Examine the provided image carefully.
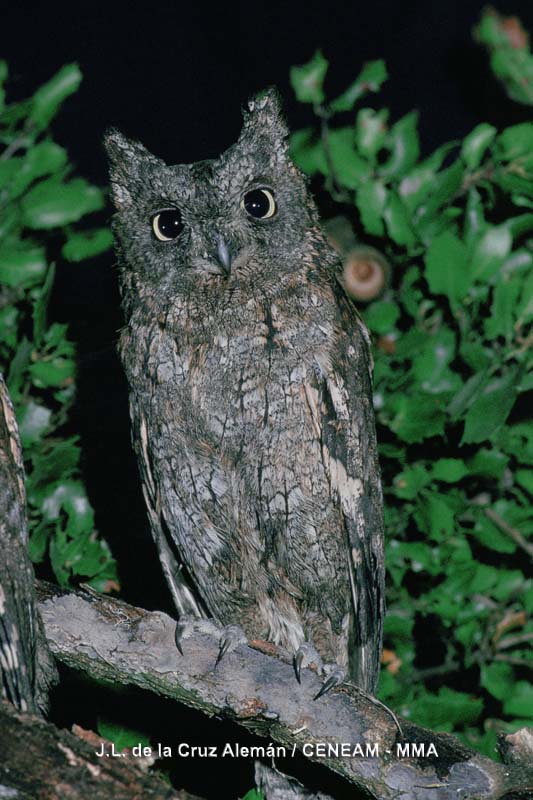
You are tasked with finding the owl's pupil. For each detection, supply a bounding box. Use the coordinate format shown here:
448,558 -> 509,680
243,189 -> 275,219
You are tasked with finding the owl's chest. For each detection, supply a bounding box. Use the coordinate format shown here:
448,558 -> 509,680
122,293 -> 333,441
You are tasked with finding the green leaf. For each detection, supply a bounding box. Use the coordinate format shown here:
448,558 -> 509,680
516,269 -> 533,325
380,111 -> 420,178
32,263 -> 56,345
415,491 -> 456,540
0,306 -> 18,349
471,225 -> 512,282
491,569 -> 526,601
30,438 -> 81,489
17,400 -> 52,446
8,142 -> 68,198
399,142 -> 457,211
364,300 -> 399,334
410,687 -> 483,730
97,720 -> 151,752
0,247 -> 47,288
461,124 -> 497,169
241,791 -> 264,800
29,357 -> 76,388
290,51 -> 328,105
355,180 -> 387,236
432,459 -> 468,483
62,228 -> 113,262
497,122 -> 533,167
480,662 -> 515,701
355,108 -> 388,159
391,395 -> 446,443
516,468 -> 533,494
383,613 -> 414,640
41,480 -> 94,536
448,370 -> 488,419
7,338 -> 32,397
0,60 -> 7,110
330,60 -> 387,112
464,188 -> 486,247
461,370 -> 518,444
49,529 -> 70,586
484,276 -> 522,341
418,158 -> 464,221
28,522 -> 50,563
22,178 -> 105,229
30,63 -> 82,129
289,129 -> 327,175
471,510 -> 516,554
327,127 -> 369,188
411,327 -> 460,394
392,463 -> 431,499
504,682 -> 533,718
383,191 -> 417,248
424,230 -> 470,306
467,448 -> 508,479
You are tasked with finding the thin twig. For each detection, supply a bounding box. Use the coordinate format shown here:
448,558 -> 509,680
484,507 -> 533,559
493,654 -> 533,669
497,633 -> 533,651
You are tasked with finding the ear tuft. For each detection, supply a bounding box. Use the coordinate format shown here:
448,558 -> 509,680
103,128 -> 162,210
241,87 -> 289,152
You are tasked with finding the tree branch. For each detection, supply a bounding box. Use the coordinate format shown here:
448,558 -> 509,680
0,699 -> 203,800
37,581 -> 533,800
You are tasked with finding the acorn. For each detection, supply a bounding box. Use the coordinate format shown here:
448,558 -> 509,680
342,246 -> 389,302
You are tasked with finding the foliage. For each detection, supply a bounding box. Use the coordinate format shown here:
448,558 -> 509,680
475,7 -> 533,106
0,63 -> 117,592
290,43 -> 533,758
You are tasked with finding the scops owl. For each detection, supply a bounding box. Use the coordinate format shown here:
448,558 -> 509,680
104,89 -> 384,696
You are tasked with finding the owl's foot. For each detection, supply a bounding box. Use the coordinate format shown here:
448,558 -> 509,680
174,616 -> 247,669
293,644 -> 345,700
215,624 -> 248,668
314,664 -> 345,701
174,616 -> 219,655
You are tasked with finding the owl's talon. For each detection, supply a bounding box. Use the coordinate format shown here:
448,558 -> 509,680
215,637 -> 231,667
293,642 -> 323,685
313,665 -> 345,701
293,650 -> 304,684
174,616 -> 218,655
214,624 -> 248,669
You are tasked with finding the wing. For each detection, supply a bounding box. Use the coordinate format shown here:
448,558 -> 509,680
316,287 -> 384,693
130,402 -> 208,620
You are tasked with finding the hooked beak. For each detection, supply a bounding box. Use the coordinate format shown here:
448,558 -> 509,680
215,235 -> 233,275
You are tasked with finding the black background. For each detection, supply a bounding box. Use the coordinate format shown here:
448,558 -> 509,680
2,2 -> 533,796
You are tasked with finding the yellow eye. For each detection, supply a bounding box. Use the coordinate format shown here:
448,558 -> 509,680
242,188 -> 277,220
152,209 -> 183,241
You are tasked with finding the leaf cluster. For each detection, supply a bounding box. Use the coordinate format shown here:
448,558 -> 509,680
291,40 -> 533,758
0,63 -> 117,592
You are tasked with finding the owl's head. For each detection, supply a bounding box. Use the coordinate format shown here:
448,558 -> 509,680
104,89 -> 320,296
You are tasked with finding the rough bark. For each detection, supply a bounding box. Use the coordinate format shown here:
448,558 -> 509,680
0,372 -> 57,714
0,699 -> 203,800
37,581 -> 533,800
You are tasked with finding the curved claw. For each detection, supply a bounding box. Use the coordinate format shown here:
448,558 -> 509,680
174,622 -> 185,655
293,650 -> 305,684
215,637 -> 232,668
313,673 -> 341,701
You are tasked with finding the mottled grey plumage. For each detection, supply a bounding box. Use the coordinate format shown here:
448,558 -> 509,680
104,89 -> 384,693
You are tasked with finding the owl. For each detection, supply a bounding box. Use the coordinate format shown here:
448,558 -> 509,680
104,89 -> 384,696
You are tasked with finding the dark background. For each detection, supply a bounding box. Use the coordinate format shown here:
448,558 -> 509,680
2,2 -> 533,796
